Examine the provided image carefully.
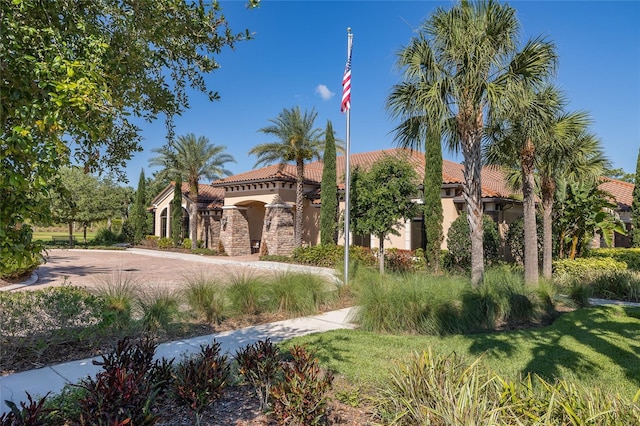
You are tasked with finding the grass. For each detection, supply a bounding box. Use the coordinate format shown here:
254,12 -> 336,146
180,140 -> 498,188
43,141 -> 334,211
352,266 -> 551,336
281,304 -> 640,399
32,231 -> 97,242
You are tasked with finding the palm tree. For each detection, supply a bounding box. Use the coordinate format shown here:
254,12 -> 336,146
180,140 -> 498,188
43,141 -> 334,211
485,86 -> 563,284
387,0 -> 556,286
249,107 -> 323,248
149,134 -> 235,249
538,127 -> 608,277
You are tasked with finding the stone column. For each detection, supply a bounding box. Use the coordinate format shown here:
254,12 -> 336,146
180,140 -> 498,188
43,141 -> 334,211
262,203 -> 295,256
219,206 -> 251,256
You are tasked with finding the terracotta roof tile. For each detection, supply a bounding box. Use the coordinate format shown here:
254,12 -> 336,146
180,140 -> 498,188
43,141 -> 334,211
599,177 -> 634,210
206,148 -> 635,208
179,182 -> 224,208
212,164 -> 323,186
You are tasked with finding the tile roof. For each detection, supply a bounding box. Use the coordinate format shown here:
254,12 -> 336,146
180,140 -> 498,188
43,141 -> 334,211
151,182 -> 224,209
599,177 -> 634,211
207,148 -> 635,208
212,163 -> 324,186
332,148 -> 517,198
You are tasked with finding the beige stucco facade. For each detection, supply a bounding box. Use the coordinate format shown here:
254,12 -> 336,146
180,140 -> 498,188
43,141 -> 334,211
149,149 -> 558,257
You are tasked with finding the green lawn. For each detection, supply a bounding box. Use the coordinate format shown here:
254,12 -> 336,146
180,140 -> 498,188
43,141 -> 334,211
32,231 -> 97,242
283,305 -> 640,399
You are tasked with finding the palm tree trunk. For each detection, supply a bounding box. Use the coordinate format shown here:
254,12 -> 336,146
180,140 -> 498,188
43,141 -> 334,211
461,128 -> 484,287
189,180 -> 198,249
295,160 -> 304,248
541,176 -> 555,279
521,141 -> 539,284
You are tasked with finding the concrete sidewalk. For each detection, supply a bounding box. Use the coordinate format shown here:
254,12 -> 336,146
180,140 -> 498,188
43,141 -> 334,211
0,307 -> 357,414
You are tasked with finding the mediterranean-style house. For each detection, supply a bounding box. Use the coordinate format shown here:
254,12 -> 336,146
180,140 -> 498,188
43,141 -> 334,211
148,148 -> 635,257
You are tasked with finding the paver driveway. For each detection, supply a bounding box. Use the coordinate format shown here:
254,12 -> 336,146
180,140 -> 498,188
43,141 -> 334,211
28,248 -> 336,291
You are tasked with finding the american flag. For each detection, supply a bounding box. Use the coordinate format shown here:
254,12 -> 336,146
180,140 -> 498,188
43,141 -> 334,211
341,41 -> 352,113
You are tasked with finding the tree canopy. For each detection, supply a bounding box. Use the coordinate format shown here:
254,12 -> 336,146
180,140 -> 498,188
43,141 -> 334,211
350,155 -> 419,274
250,106 -> 324,248
387,0 -> 556,286
1,0 -> 257,272
149,133 -> 235,248
320,121 -> 338,245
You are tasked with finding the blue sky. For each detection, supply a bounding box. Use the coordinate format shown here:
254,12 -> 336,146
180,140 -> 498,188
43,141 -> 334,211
124,0 -> 640,185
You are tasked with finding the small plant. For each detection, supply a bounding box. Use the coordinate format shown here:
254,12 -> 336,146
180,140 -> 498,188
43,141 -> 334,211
141,235 -> 159,249
181,238 -> 192,249
77,337 -> 166,426
92,272 -> 140,330
172,341 -> 230,424
137,287 -> 181,333
42,385 -> 88,425
267,271 -> 331,316
183,273 -> 226,324
226,272 -> 269,316
0,392 -> 51,425
269,345 -> 334,426
157,237 -> 174,249
234,338 -> 282,411
376,349 -> 503,425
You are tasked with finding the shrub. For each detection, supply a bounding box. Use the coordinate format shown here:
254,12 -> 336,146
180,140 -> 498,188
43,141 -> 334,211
0,285 -> 104,339
505,216 -> 543,265
260,255 -> 294,263
77,337 -> 167,426
269,345 -> 333,426
172,341 -> 230,418
119,219 -> 136,245
375,349 -> 640,425
292,244 -> 343,267
355,268 -> 538,335
384,248 -> 417,273
553,257 -> 627,277
226,272 -> 270,316
587,248 -> 640,271
376,349 -> 503,425
234,338 -> 282,411
445,213 -> 500,270
589,270 -> 640,302
190,248 -> 219,256
267,272 -> 332,316
137,287 -> 181,333
42,386 -> 88,425
292,244 -> 376,268
1,250 -> 42,281
157,237 -> 174,249
183,274 -> 226,324
181,238 -> 192,249
92,273 -> 140,330
93,227 -> 121,246
0,392 -> 52,425
141,235 -> 159,249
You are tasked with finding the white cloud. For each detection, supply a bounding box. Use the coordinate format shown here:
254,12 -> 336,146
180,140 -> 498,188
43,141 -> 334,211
315,84 -> 334,101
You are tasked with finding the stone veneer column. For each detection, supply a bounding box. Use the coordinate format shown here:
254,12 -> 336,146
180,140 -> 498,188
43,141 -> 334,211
262,203 -> 295,256
219,206 -> 251,256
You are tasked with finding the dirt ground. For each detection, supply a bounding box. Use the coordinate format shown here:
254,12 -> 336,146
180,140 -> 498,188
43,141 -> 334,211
26,248 -> 273,291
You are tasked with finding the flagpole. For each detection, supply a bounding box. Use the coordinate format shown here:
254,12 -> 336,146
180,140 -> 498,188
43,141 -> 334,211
343,28 -> 353,286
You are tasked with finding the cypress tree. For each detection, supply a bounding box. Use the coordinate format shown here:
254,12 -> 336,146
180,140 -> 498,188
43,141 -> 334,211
132,169 -> 147,244
423,129 -> 444,271
171,175 -> 183,246
632,147 -> 640,247
320,120 -> 338,245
